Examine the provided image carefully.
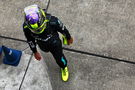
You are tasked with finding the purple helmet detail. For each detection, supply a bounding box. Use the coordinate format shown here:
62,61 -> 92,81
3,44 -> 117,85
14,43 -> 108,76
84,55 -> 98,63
26,13 -> 39,24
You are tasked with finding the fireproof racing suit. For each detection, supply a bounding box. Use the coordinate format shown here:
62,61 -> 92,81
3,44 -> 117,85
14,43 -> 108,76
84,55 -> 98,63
23,12 -> 71,69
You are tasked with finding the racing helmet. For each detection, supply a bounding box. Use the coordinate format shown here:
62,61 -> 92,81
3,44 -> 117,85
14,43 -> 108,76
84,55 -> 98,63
24,4 -> 48,34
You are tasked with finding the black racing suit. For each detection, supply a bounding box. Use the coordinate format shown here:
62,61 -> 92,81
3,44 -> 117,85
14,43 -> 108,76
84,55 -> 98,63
23,12 -> 71,69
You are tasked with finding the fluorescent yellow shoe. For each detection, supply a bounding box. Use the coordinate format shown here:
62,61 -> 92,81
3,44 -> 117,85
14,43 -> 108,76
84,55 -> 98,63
61,67 -> 69,82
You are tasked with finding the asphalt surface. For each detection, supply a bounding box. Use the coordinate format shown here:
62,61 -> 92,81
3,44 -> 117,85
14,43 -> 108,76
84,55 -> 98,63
1,0 -> 135,90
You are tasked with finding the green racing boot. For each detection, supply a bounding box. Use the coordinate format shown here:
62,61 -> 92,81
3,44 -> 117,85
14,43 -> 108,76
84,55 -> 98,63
61,66 -> 69,81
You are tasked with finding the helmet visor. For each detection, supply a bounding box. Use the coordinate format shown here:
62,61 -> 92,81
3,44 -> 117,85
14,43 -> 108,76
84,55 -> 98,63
30,23 -> 47,34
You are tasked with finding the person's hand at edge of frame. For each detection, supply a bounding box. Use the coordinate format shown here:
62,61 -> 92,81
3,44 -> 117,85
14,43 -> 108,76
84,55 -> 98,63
34,51 -> 42,61
67,37 -> 73,45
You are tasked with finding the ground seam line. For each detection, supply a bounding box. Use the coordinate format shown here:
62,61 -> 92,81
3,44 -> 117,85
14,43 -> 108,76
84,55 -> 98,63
18,53 -> 33,90
1,35 -> 135,65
